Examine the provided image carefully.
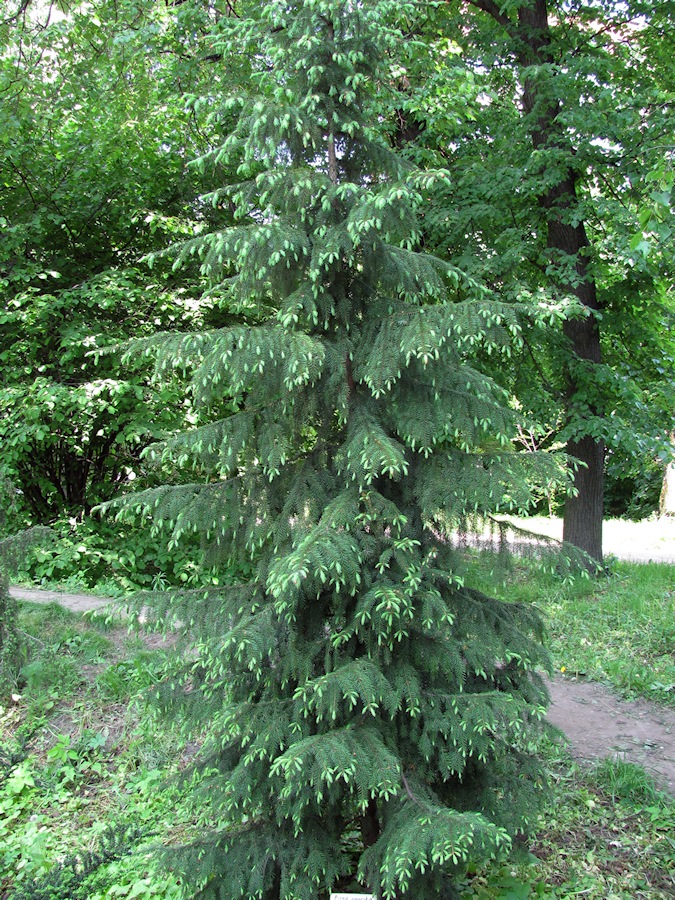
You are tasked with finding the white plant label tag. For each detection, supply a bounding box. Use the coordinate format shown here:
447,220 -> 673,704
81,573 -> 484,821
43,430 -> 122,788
330,895 -> 375,900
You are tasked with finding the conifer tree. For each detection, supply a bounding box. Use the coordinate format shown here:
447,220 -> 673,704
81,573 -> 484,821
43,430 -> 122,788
116,2 -> 563,896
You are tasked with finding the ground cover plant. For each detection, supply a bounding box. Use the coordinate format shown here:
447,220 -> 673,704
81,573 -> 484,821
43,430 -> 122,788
460,752 -> 675,899
17,517 -> 218,597
2,568 -> 674,899
0,601 -> 196,900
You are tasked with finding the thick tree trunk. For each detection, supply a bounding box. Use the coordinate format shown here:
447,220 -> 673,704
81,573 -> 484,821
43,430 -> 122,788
518,2 -> 604,563
563,435 -> 604,560
360,797 -> 380,848
467,0 -> 604,562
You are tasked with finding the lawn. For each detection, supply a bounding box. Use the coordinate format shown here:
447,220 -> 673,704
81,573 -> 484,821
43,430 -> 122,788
468,558 -> 675,705
1,552 -> 674,899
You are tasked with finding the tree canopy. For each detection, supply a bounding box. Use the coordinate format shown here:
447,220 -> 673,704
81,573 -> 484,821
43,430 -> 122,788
377,0 -> 675,557
0,0 -> 227,524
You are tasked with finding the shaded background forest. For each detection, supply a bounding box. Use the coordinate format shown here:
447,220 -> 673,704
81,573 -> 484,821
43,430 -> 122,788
1,0 -> 674,585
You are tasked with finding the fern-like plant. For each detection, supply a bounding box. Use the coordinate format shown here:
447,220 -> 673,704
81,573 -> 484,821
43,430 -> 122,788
112,2 -> 564,896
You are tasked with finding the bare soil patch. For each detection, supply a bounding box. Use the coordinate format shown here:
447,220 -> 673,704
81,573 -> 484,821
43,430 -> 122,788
547,677 -> 675,794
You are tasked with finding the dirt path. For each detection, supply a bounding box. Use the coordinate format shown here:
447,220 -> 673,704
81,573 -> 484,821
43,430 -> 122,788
10,584 -> 675,794
10,586 -> 115,613
547,678 -> 675,794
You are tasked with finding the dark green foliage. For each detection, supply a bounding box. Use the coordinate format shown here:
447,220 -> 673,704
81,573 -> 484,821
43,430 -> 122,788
7,824 -> 145,900
392,1 -> 675,535
111,2 -> 564,896
18,515 -> 219,592
0,1 -> 234,528
605,448 -> 664,520
0,272 -> 192,523
0,725 -> 36,791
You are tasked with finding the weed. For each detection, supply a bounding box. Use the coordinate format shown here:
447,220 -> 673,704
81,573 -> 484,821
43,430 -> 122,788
83,607 -> 132,632
55,628 -> 113,663
45,731 -> 107,786
20,655 -> 82,698
8,823 -> 147,900
4,539 -> 675,898
95,651 -> 169,702
593,758 -> 663,805
12,603 -> 117,704
0,618 -> 193,899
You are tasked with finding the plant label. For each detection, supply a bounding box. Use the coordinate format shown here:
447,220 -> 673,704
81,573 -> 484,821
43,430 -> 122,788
330,895 -> 375,900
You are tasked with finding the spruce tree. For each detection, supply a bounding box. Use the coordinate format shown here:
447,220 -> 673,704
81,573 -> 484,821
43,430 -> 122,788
116,2 -> 561,896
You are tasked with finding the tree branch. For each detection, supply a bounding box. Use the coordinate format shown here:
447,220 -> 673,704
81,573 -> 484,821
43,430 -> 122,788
401,770 -> 426,807
0,0 -> 31,28
463,0 -> 516,37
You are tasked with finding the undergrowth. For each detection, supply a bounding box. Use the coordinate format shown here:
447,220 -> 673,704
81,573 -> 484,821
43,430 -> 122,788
15,517 -> 222,596
460,749 -> 675,898
0,601 -> 193,899
2,553 -> 674,898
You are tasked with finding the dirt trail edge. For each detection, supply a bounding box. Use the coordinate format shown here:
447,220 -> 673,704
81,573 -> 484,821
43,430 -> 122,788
11,585 -> 675,794
10,586 -> 115,613
547,678 -> 675,793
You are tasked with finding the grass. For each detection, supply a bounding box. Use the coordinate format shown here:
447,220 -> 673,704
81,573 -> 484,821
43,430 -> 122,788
13,572 -> 132,600
465,753 -> 675,899
466,553 -> 675,705
0,601 -> 194,899
459,755 -> 675,899
545,562 -> 675,702
462,547 -> 675,895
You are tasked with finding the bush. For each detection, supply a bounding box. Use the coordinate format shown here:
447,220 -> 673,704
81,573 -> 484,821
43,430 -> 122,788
7,824 -> 146,900
19,517 -> 217,593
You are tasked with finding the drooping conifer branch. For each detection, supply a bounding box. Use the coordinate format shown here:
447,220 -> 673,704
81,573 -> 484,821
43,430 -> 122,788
115,2 -> 567,897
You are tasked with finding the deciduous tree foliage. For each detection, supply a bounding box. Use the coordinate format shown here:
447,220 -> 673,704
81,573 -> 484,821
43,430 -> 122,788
386,0 -> 675,556
0,0 -> 229,523
112,2 -> 566,896
0,481 -> 51,693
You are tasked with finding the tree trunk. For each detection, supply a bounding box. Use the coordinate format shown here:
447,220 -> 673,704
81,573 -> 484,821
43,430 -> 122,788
563,435 -> 604,560
466,0 -> 605,562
